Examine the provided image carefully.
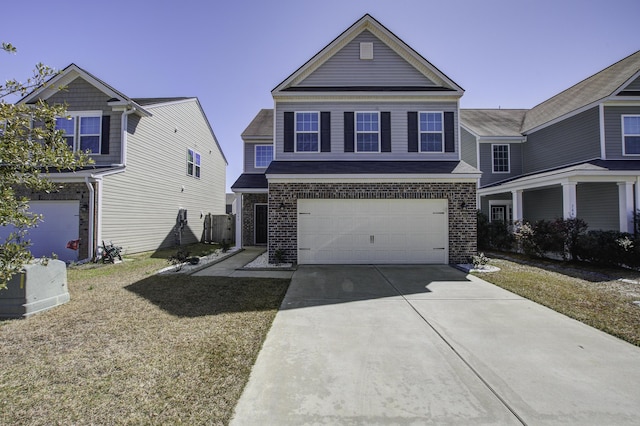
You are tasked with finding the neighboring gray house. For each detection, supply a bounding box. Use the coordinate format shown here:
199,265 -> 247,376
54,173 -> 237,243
13,64 -> 227,261
462,50 -> 640,233
232,14 -> 481,265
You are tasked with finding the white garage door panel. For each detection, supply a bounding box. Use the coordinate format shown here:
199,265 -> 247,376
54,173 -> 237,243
0,201 -> 80,262
297,199 -> 448,264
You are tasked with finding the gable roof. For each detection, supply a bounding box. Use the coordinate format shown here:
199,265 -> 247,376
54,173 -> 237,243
18,63 -> 151,117
522,50 -> 640,133
272,14 -> 463,95
241,109 -> 273,140
460,109 -> 527,138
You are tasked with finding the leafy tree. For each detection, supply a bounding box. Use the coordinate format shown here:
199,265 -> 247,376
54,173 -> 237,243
1,42 -> 91,289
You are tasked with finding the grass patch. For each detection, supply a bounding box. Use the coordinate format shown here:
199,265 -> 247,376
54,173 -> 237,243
0,246 -> 290,425
475,254 -> 640,347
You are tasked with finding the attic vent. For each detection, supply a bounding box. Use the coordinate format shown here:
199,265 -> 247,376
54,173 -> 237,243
360,42 -> 374,60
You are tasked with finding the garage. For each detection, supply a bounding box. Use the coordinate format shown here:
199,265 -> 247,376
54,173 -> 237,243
0,201 -> 80,262
297,199 -> 448,264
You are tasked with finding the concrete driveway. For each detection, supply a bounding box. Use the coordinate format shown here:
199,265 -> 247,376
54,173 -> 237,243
231,265 -> 640,425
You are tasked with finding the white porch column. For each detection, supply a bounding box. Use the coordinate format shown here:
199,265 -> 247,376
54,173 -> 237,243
618,182 -> 634,233
562,182 -> 577,219
511,189 -> 523,223
235,193 -> 243,248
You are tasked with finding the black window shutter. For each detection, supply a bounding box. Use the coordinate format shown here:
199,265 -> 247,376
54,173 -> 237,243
101,115 -> 110,154
284,112 -> 294,152
344,112 -> 354,152
444,111 -> 455,153
407,112 -> 418,152
321,112 -> 331,152
381,112 -> 391,152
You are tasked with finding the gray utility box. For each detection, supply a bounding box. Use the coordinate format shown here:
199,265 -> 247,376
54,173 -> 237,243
0,260 -> 69,319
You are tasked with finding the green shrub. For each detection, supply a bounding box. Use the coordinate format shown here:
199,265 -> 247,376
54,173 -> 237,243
576,230 -> 640,267
477,211 -> 514,251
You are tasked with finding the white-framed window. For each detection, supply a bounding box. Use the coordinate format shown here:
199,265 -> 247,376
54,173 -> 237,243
187,148 -> 201,178
419,111 -> 443,152
492,144 -> 510,173
356,111 -> 380,152
295,112 -> 319,152
489,200 -> 513,223
55,111 -> 102,154
622,115 -> 640,155
255,144 -> 273,168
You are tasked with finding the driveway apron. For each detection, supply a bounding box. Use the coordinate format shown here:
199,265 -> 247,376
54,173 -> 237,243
231,265 -> 640,425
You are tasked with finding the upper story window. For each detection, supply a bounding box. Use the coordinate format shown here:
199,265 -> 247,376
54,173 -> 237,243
255,145 -> 273,168
187,148 -> 201,178
55,112 -> 102,154
295,112 -> 319,152
622,115 -> 640,155
356,112 -> 379,152
492,144 -> 510,173
419,112 -> 443,152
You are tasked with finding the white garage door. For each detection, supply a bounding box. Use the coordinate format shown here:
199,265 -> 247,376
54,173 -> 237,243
297,199 -> 448,264
0,201 -> 80,262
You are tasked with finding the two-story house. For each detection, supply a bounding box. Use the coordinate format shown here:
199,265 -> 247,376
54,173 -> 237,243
10,64 -> 227,261
232,14 -> 481,265
462,50 -> 640,233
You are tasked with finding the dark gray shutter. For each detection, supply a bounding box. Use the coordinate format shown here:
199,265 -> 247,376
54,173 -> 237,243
444,111 -> 455,153
381,112 -> 391,152
321,112 -> 331,152
407,112 -> 418,152
344,112 -> 354,152
284,112 -> 294,152
101,115 -> 110,154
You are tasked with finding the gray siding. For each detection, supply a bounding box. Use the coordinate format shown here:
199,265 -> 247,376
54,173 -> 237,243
604,105 -> 640,159
46,77 -> 122,165
244,141 -> 271,173
576,182 -> 619,231
100,100 -> 226,254
625,75 -> 640,91
478,142 -> 523,187
522,186 -> 562,222
275,101 -> 459,161
523,107 -> 600,174
460,128 -> 477,167
298,31 -> 435,87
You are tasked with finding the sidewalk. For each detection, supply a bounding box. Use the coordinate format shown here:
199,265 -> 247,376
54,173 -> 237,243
191,247 -> 295,279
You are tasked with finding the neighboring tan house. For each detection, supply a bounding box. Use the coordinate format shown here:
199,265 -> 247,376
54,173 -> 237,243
461,50 -> 640,233
232,14 -> 481,265
9,64 -> 227,261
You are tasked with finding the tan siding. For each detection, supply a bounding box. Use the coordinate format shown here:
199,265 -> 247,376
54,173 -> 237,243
45,77 -> 122,165
275,101 -> 460,161
298,31 -> 435,87
100,100 -> 226,254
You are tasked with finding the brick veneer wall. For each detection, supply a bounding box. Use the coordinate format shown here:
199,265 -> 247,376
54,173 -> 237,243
268,182 -> 477,264
15,182 -> 92,259
241,193 -> 268,246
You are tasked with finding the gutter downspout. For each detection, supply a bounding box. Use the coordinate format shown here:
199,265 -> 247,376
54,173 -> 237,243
84,177 -> 95,262
121,106 -> 137,166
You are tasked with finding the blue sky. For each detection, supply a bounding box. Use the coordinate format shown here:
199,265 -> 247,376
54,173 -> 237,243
3,0 -> 639,191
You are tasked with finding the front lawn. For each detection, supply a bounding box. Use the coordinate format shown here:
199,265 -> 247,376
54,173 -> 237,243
0,244 -> 290,425
475,254 -> 640,347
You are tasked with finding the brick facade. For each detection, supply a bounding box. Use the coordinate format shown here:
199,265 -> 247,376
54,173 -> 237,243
241,193 -> 268,246
15,182 -> 93,260
268,182 -> 477,265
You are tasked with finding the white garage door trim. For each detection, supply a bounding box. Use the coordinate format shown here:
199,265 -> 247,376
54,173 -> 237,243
0,200 -> 80,262
297,199 -> 448,265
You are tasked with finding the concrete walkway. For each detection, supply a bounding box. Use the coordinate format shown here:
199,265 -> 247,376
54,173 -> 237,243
231,265 -> 640,425
191,247 -> 294,279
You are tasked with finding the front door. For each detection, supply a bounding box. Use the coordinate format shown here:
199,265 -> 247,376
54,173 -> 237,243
255,204 -> 268,245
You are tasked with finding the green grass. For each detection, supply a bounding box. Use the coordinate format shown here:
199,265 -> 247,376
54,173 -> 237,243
475,254 -> 640,347
0,244 -> 290,425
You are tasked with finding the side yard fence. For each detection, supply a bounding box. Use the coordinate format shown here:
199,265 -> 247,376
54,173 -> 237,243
202,214 -> 235,244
